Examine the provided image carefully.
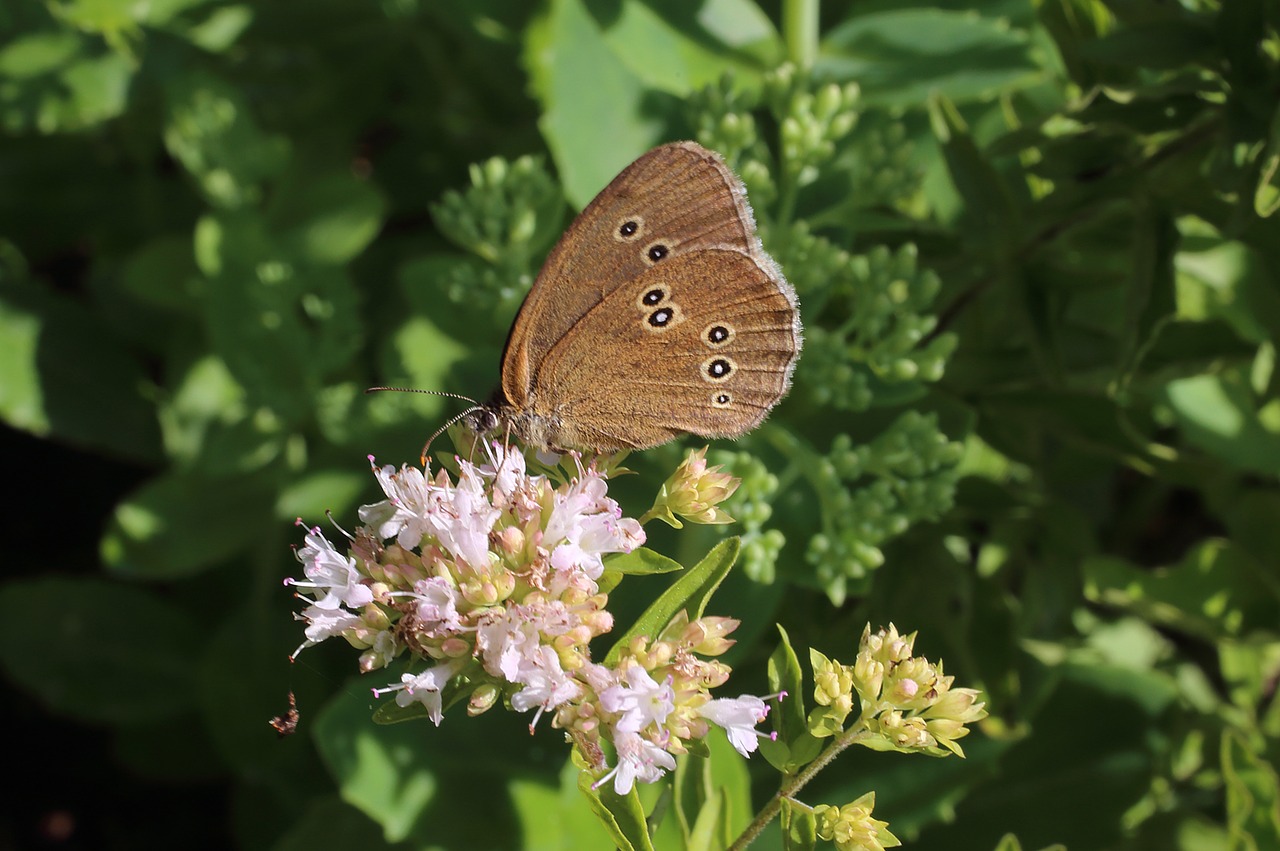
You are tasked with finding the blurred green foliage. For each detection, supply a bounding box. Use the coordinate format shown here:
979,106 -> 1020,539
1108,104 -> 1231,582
2,0 -> 1279,849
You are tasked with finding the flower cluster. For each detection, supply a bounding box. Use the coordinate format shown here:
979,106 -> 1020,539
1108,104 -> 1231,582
813,793 -> 900,851
287,443 -> 770,794
810,623 -> 986,755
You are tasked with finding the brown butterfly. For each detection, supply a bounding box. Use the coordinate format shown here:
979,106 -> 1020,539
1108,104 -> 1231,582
464,141 -> 801,452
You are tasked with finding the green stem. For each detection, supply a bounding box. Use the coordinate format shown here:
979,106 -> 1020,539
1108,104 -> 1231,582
727,728 -> 873,850
782,0 -> 819,71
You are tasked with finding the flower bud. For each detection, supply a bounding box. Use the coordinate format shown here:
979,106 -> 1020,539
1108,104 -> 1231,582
647,448 -> 741,527
468,683 -> 499,716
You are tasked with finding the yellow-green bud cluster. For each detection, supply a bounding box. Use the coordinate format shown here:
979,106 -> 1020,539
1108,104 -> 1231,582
808,623 -> 987,756
814,792 -> 901,851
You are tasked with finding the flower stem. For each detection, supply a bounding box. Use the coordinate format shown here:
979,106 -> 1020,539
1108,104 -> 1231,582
727,728 -> 871,850
782,0 -> 819,70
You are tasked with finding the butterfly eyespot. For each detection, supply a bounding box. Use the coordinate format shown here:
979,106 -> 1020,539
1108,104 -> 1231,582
712,392 -> 732,408
642,288 -> 665,306
646,243 -> 669,263
649,308 -> 674,327
614,216 -> 644,242
703,323 -> 734,346
702,356 -> 736,381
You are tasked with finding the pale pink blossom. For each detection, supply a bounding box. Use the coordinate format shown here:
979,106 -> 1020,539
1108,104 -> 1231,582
598,731 -> 677,795
289,525 -> 373,610
410,577 -> 463,635
699,695 -> 772,756
292,604 -> 361,658
360,461 -> 433,549
600,663 -> 675,734
372,659 -> 464,726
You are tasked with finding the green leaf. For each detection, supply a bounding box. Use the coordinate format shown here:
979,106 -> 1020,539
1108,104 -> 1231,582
0,281 -> 161,461
1222,729 -> 1280,849
270,795 -> 399,851
120,234 -> 203,315
1164,372 -> 1280,476
760,624 -> 821,772
686,787 -> 724,851
172,5 -> 254,53
0,578 -> 200,724
101,470 -> 278,579
164,72 -> 289,208
1117,203 -> 1177,383
524,0 -> 664,208
928,95 -> 1023,253
511,761 -> 615,849
1076,20 -> 1215,70
605,547 -> 685,576
780,797 -> 817,851
276,469 -> 370,522
0,30 -> 82,79
200,213 -> 363,421
577,770 -> 654,851
706,728 -> 753,844
313,686 -> 440,843
604,538 -> 740,666
1083,540 -> 1280,642
597,0 -> 779,95
268,172 -> 387,266
821,9 -> 1041,107
0,42 -> 132,132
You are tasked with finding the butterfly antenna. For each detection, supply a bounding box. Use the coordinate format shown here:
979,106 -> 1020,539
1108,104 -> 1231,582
420,405 -> 486,467
364,387 -> 485,467
364,387 -> 481,406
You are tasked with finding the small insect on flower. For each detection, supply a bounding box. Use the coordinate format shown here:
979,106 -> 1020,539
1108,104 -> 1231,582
269,691 -> 299,737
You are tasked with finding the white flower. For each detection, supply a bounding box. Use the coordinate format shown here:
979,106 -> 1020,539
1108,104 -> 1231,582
426,463 -> 500,570
410,577 -> 463,635
545,472 -> 644,579
359,630 -> 399,671
600,663 -> 675,734
510,646 -> 582,716
372,659 -> 464,726
599,731 -> 677,795
289,525 -> 373,610
360,461 -> 433,550
698,695 -> 771,756
479,441 -> 527,500
475,605 -> 543,682
292,604 -> 360,658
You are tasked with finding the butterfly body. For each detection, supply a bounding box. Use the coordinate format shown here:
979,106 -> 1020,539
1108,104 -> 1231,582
475,141 -> 801,452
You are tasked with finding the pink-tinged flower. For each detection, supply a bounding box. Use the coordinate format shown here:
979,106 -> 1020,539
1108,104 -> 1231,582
546,473 -> 645,579
426,463 -> 500,570
360,461 -> 434,549
358,630 -> 399,672
292,604 -> 361,659
372,658 -> 464,726
598,731 -> 678,795
479,441 -> 527,501
600,663 -> 675,734
475,604 -> 545,682
698,695 -> 771,756
511,645 -> 582,720
410,577 -> 463,635
289,525 -> 374,610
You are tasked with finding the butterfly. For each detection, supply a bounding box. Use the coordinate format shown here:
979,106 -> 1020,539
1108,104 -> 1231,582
464,141 -> 801,453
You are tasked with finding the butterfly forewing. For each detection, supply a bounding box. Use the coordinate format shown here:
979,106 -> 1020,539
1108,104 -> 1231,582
501,142 -> 759,407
